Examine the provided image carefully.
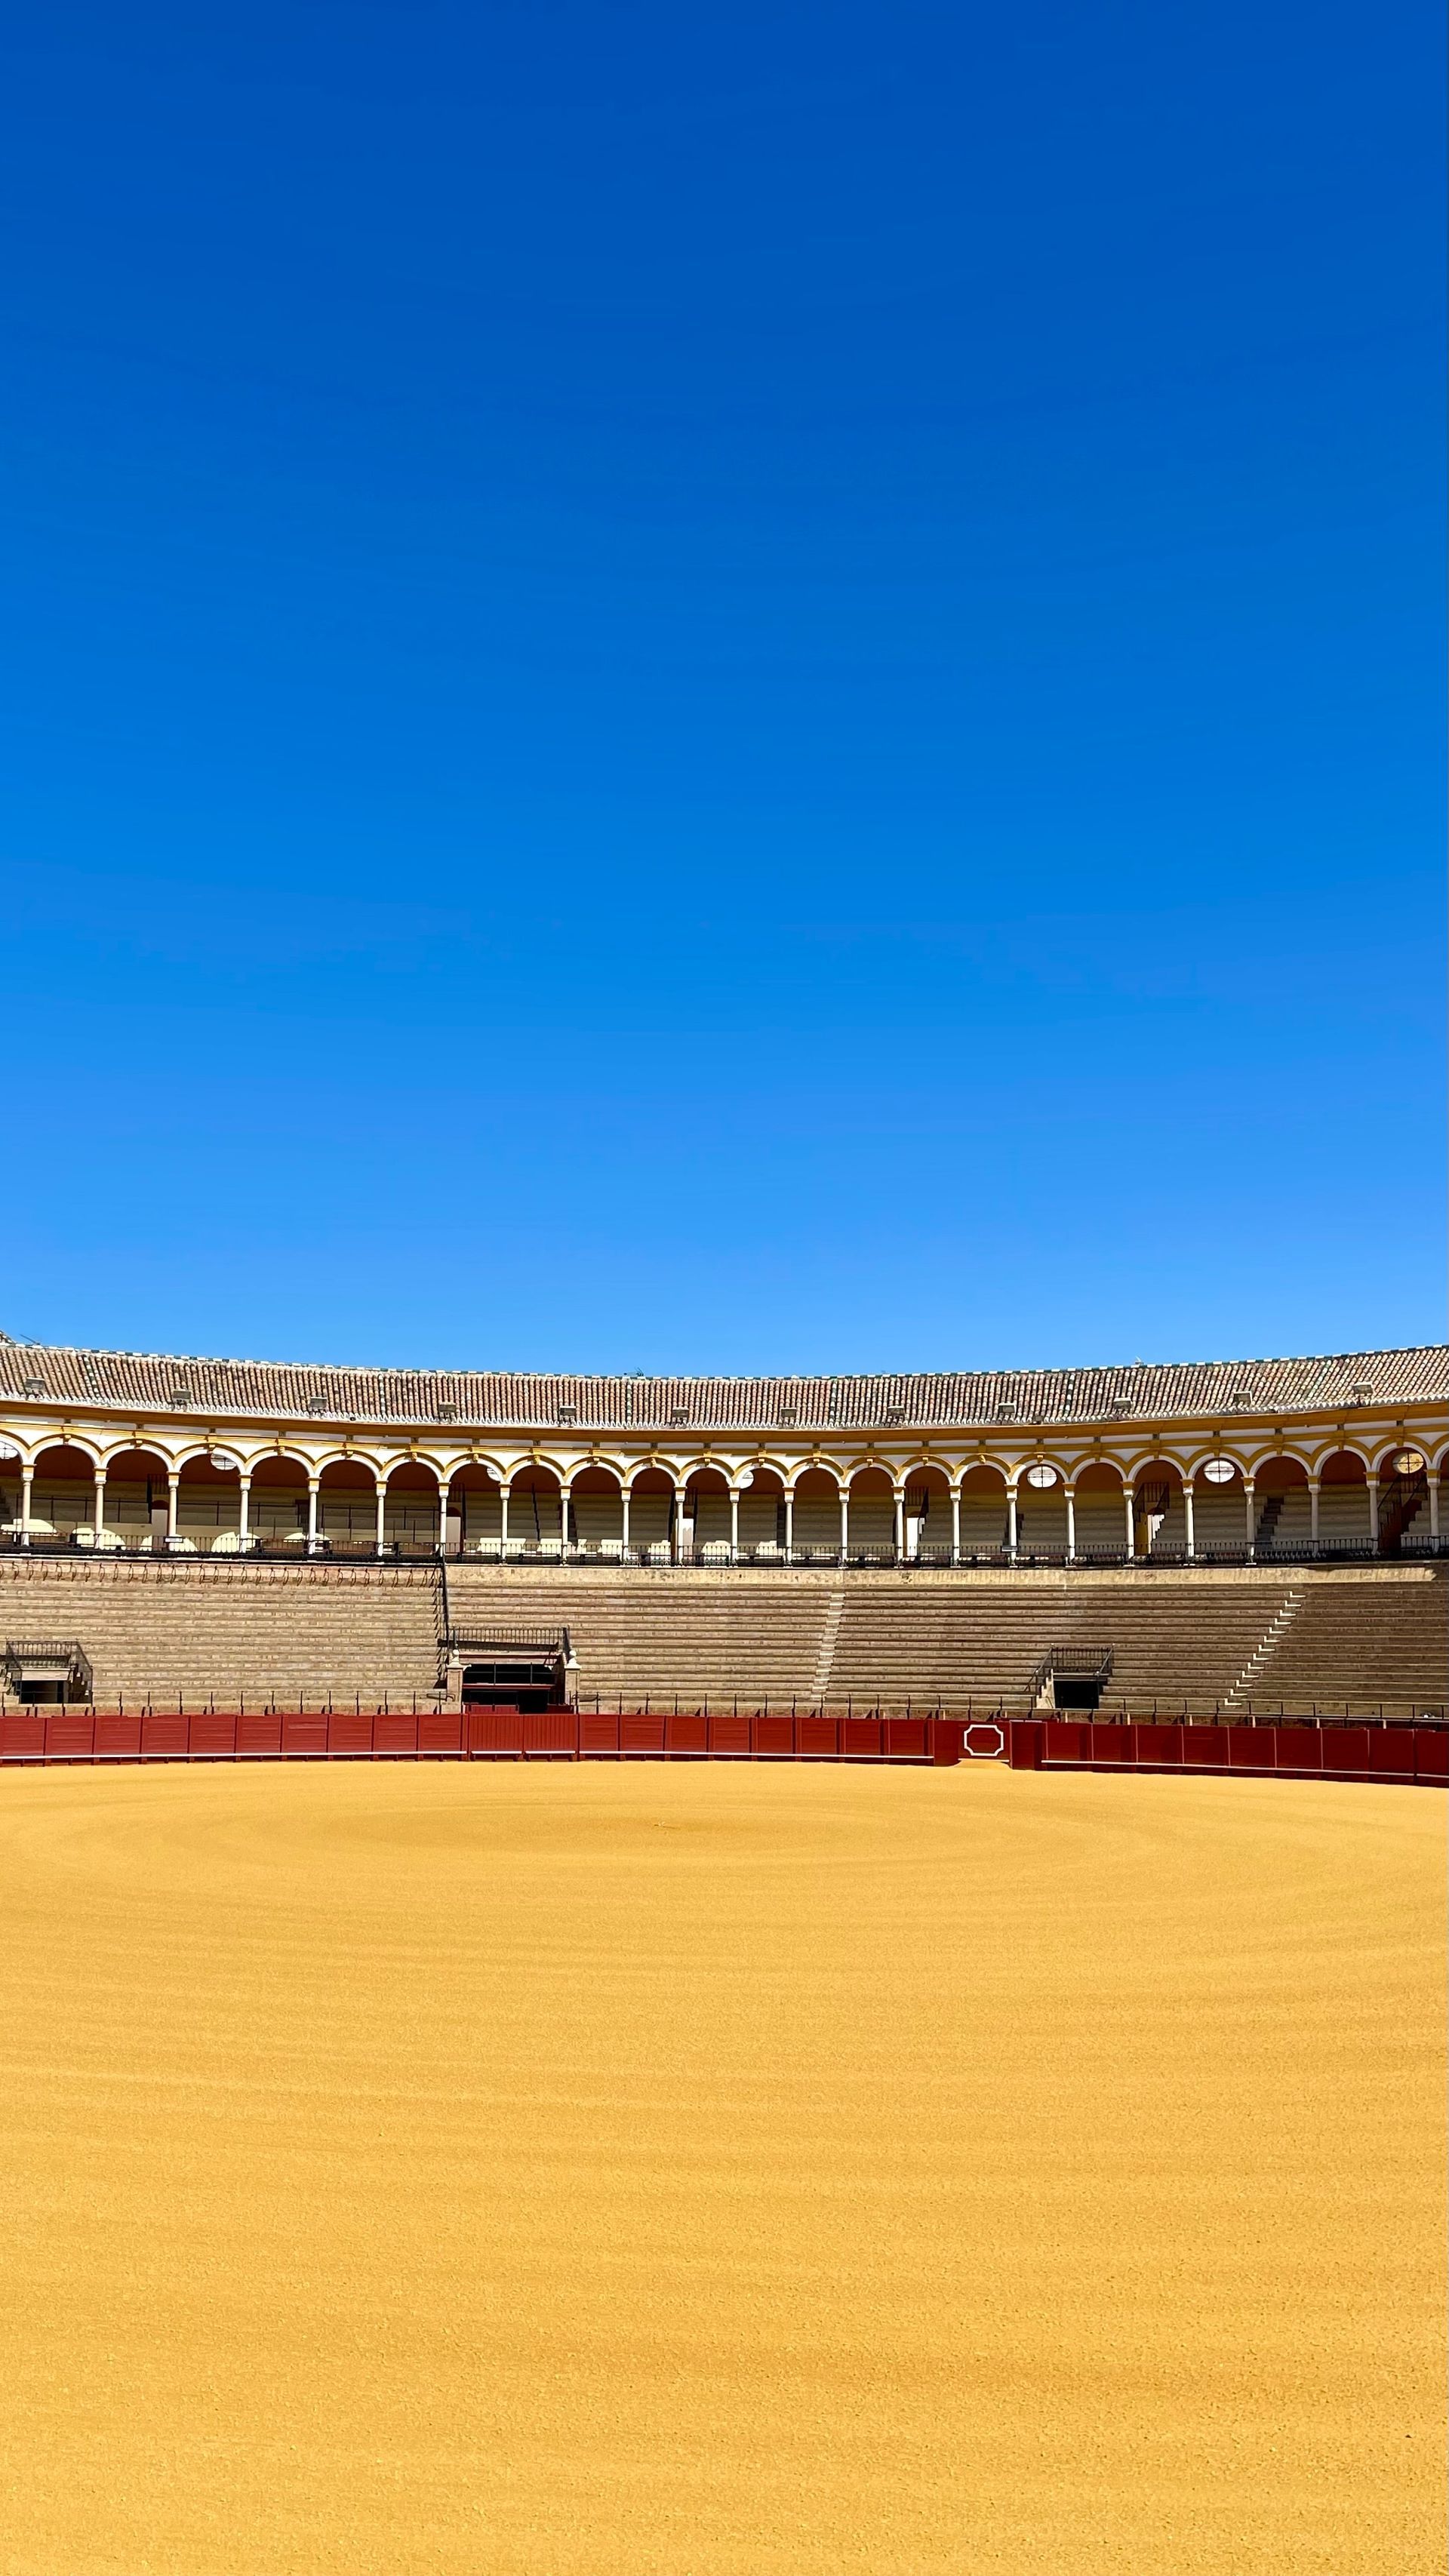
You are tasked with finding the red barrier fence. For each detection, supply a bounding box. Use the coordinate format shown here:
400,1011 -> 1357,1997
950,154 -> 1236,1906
1,1709 -> 1442,1784
1008,1717 -> 1447,1787
0,1707 -> 968,1766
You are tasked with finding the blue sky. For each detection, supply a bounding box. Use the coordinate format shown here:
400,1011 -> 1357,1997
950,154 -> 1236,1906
3,1 -> 1443,1373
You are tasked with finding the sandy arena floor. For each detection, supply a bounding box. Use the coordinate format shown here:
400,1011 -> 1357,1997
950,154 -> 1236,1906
0,1760 -> 1441,2576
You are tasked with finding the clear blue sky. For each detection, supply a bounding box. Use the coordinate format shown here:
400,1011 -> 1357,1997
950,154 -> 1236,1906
5,2 -> 1443,1374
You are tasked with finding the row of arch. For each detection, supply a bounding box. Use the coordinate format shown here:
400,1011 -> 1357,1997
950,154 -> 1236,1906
3,1439 -> 1440,1558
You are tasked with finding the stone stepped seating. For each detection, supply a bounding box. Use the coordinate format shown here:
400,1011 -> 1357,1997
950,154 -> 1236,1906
0,1557 -> 441,1707
1248,1570 -> 1447,1710
446,1566 -> 831,1703
823,1577 -> 1294,1710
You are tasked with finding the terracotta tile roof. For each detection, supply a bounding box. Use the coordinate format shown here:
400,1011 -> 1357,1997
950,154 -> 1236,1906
0,1339 -> 1443,1432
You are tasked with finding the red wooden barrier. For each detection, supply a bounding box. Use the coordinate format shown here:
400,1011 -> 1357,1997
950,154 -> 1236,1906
1415,1728 -> 1448,1782
45,1712 -> 95,1760
188,1713 -> 237,1759
420,1711 -> 464,1755
96,1711 -> 142,1759
140,1712 -> 188,1759
1135,1723 -> 1183,1765
842,1718 -> 881,1759
666,1713 -> 708,1755
236,1713 -> 281,1757
577,1711 -> 620,1754
709,1712 -> 750,1756
801,1715 -> 838,1758
1182,1724 -> 1229,1765
753,1714 -> 793,1758
327,1712 -> 373,1756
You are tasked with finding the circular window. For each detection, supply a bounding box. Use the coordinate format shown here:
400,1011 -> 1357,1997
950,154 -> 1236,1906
1201,1457 -> 1237,1485
210,1452 -> 241,1474
1024,1463 -> 1057,1490
1392,1448 -> 1426,1477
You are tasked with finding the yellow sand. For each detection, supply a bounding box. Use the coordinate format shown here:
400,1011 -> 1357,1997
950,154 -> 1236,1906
0,1763 -> 1441,2576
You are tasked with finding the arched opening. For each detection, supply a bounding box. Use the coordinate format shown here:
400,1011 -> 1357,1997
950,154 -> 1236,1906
1074,1462 -> 1128,1562
570,1464 -> 623,1557
903,1466 -> 952,1563
508,1467 -> 563,1556
315,1458 -> 377,1556
682,1467 -> 731,1562
1376,1442 -> 1431,1555
1016,1462 -> 1069,1563
177,1454 -> 247,1555
737,1466 -> 786,1561
1251,1454 -> 1311,1556
1317,1450 -> 1371,1555
847,1466 -> 895,1562
250,1457 -> 310,1550
958,1463 -> 1008,1562
1131,1458 -> 1186,1562
1187,1457 -> 1247,1561
382,1462 -> 442,1558
90,1445 -> 172,1552
787,1466 -> 839,1562
25,1443 -> 100,1547
454,1465 -> 504,1556
626,1467 -> 675,1562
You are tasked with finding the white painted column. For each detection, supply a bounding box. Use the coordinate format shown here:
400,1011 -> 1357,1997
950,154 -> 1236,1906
238,1472 -> 251,1551
1124,1484 -> 1136,1559
374,1479 -> 388,1556
620,1487 -> 631,1556
1065,1486 -> 1077,1565
838,1488 -> 850,1562
894,1490 -> 905,1562
1006,1482 -> 1019,1562
306,1479 -> 320,1554
20,1467 -> 32,1547
1243,1478 -> 1256,1558
1182,1481 -> 1195,1562
1367,1479 -> 1380,1547
950,1487 -> 961,1565
167,1472 -> 180,1540
499,1481 -> 512,1555
93,1468 -> 106,1536
729,1488 -> 740,1562
1308,1479 -> 1319,1553
673,1483 -> 688,1562
438,1479 -> 452,1558
558,1485 -> 571,1554
1429,1476 -> 1440,1542
783,1491 -> 794,1562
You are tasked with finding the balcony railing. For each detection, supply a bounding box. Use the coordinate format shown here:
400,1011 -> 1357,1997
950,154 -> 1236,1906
2,1526 -> 1444,1570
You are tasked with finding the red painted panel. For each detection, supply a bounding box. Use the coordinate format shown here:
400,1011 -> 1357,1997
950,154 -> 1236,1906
753,1714 -> 794,1757
664,1713 -> 708,1755
577,1712 -> 620,1755
1228,1726 -> 1276,1770
1182,1725 -> 1229,1766
281,1713 -> 328,1757
521,1710 -> 574,1755
1374,1729 -> 1417,1778
884,1719 -> 928,1759
187,1714 -> 237,1758
235,1713 -> 282,1758
931,1720 -> 964,1765
1414,1730 -> 1448,1782
1007,1719 -> 1043,1769
326,1712 -> 373,1756
44,1713 -> 95,1760
841,1718 -> 881,1759
1135,1724 -> 1183,1766
420,1711 -> 464,1755
469,1708 -> 522,1755
1321,1728 -> 1369,1775
0,1713 -> 45,1759
95,1711 -> 143,1760
375,1711 -> 420,1754
1275,1727 -> 1322,1773
141,1712 -> 188,1759
709,1712 -> 751,1756
799,1716 -> 838,1758
621,1713 -> 666,1754
1090,1724 -> 1131,1764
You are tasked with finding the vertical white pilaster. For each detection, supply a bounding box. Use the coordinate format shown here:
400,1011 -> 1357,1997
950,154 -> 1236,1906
238,1473 -> 251,1551
1006,1483 -> 1019,1562
167,1472 -> 180,1540
1243,1479 -> 1256,1559
1065,1486 -> 1077,1565
783,1491 -> 794,1563
94,1469 -> 106,1535
1308,1479 -> 1319,1552
950,1487 -> 961,1565
620,1487 -> 631,1556
729,1488 -> 740,1562
306,1479 -> 320,1554
1182,1482 -> 1195,1562
20,1466 -> 32,1546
